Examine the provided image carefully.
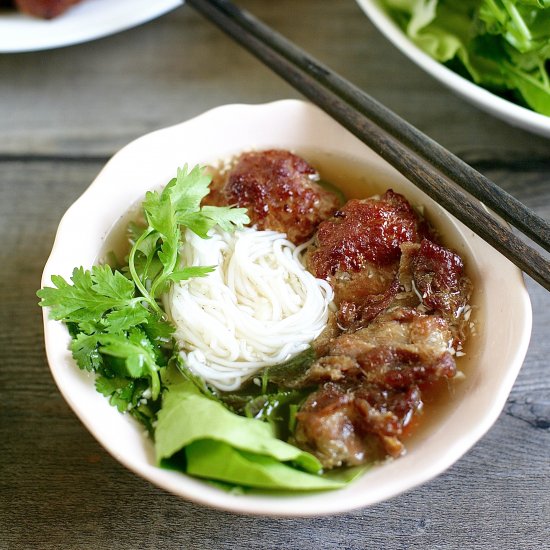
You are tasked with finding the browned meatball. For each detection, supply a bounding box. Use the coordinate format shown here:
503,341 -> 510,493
205,150 -> 341,245
305,190 -> 431,330
307,190 -> 430,278
15,0 -> 81,18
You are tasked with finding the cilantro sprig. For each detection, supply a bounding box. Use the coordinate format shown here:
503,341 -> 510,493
38,164 -> 249,421
129,165 -> 248,314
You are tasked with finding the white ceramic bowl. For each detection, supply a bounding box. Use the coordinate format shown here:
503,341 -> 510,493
41,100 -> 532,516
355,0 -> 550,138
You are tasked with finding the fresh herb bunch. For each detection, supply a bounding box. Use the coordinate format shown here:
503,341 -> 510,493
381,0 -> 550,115
38,165 -> 249,430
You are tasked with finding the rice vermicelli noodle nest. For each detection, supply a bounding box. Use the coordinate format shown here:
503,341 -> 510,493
165,227 -> 333,391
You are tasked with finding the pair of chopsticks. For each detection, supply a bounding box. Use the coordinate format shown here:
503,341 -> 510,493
187,0 -> 550,292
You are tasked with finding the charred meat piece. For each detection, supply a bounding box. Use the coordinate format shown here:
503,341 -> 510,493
293,383 -> 382,469
290,308 -> 456,468
305,190 -> 431,330
281,307 -> 455,390
399,239 -> 471,345
307,190 -> 431,278
204,150 -> 340,245
329,307 -> 456,386
15,0 -> 81,18
294,382 -> 422,468
336,273 -> 400,332
354,384 -> 422,457
401,239 -> 470,315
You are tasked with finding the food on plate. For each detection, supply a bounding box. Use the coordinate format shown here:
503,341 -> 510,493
4,0 -> 82,18
38,149 -> 473,490
379,0 -> 550,116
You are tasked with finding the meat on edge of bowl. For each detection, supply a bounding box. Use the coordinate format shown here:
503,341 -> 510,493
295,188 -> 470,469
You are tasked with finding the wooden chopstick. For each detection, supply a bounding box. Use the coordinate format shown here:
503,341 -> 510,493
188,0 -> 550,292
190,0 -> 550,254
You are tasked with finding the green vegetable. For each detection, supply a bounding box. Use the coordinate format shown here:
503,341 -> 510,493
156,381 -> 344,490
39,265 -> 170,404
380,0 -> 550,115
129,165 -> 248,314
214,348 -> 317,440
263,346 -> 316,386
218,388 -> 308,441
38,165 -> 249,410
186,441 -> 343,490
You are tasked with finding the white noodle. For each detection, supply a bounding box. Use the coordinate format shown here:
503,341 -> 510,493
164,227 -> 333,391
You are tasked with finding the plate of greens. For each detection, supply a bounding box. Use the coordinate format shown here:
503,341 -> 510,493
356,0 -> 550,137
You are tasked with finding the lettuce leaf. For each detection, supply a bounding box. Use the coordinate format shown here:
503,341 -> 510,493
186,440 -> 343,490
155,381 -> 345,491
380,0 -> 550,115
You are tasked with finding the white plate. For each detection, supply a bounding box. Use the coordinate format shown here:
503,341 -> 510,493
0,0 -> 183,53
41,100 -> 532,516
355,0 -> 550,138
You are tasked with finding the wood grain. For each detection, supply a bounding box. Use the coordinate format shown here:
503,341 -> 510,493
0,0 -> 549,158
1,1 -> 549,548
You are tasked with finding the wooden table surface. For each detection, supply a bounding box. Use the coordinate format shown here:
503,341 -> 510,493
1,1 -> 549,548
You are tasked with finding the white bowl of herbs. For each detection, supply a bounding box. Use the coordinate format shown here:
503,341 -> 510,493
356,0 -> 550,137
39,100 -> 532,516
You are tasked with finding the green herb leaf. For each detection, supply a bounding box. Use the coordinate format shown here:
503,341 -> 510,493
96,375 -> 140,412
142,190 -> 175,240
131,230 -> 162,284
176,211 -> 215,238
166,266 -> 216,283
70,332 -> 103,372
170,165 -> 212,214
91,264 -> 135,302
142,314 -> 175,344
198,205 -> 250,233
98,329 -> 156,376
104,306 -> 151,333
38,266 -> 138,323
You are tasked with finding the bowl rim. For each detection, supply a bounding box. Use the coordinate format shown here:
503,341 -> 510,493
355,0 -> 550,138
41,99 -> 533,516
